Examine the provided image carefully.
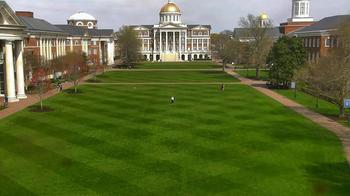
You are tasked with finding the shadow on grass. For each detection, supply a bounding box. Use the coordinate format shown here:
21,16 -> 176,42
28,105 -> 54,113
64,89 -> 84,94
86,79 -> 103,83
306,162 -> 350,195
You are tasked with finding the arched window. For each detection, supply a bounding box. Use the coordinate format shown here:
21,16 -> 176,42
87,22 -> 94,29
76,21 -> 83,26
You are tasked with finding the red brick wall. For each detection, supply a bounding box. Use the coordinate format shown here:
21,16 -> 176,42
280,21 -> 315,35
15,11 -> 34,18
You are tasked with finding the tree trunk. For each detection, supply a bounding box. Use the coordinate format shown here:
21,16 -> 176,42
74,81 -> 78,93
339,106 -> 346,118
256,67 -> 260,79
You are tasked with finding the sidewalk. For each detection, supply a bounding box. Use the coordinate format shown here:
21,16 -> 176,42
227,69 -> 350,164
0,74 -> 93,120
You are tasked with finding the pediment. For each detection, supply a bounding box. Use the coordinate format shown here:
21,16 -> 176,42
160,24 -> 182,29
0,1 -> 25,27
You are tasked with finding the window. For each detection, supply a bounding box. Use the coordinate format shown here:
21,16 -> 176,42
76,21 -> 83,26
333,38 -> 337,48
325,37 -> 331,48
300,2 -> 305,15
294,2 -> 300,16
87,22 -> 94,29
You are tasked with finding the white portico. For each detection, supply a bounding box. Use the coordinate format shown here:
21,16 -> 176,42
0,1 -> 27,102
132,1 -> 211,62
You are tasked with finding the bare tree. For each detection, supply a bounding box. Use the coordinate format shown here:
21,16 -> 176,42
115,26 -> 141,68
304,24 -> 350,117
239,14 -> 274,79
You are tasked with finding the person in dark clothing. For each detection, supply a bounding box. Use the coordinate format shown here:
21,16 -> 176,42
221,84 -> 225,92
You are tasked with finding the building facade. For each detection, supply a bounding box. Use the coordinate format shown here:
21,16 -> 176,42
132,1 -> 211,62
293,15 -> 350,63
0,1 -> 115,103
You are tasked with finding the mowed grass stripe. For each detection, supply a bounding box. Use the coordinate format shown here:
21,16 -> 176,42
0,63 -> 349,195
135,61 -> 221,69
89,70 -> 239,83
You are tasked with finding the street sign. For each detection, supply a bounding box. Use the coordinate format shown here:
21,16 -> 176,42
344,99 -> 350,109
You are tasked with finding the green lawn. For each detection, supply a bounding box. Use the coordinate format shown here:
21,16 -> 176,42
0,66 -> 349,195
275,89 -> 350,127
135,61 -> 221,69
89,70 -> 239,83
236,69 -> 269,81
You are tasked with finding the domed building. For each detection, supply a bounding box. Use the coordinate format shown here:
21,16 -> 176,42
68,11 -> 97,29
131,1 -> 211,62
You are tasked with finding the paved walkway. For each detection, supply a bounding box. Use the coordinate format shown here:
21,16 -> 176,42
0,74 -> 93,120
226,69 -> 350,164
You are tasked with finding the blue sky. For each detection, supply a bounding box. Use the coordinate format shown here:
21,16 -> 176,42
7,0 -> 350,32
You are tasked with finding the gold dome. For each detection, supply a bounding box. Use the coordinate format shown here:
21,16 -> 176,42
160,2 -> 181,13
260,13 -> 269,20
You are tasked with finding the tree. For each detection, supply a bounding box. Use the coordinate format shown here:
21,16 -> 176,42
31,66 -> 51,111
115,26 -> 141,68
63,52 -> 87,93
23,52 -> 40,90
267,36 -> 306,86
211,31 -> 240,70
303,24 -> 350,118
239,14 -> 274,79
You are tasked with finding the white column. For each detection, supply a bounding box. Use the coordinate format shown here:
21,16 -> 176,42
70,38 -> 73,52
179,31 -> 181,52
45,39 -> 49,60
160,31 -> 162,52
15,41 -> 27,99
5,41 -> 18,102
165,31 -> 168,52
173,32 -> 175,52
107,41 -> 115,65
40,38 -> 43,58
147,39 -> 150,51
191,39 -> 194,51
153,31 -> 156,52
142,39 -> 144,51
49,39 -> 52,59
56,39 -> 59,57
196,39 -> 199,51
202,39 -> 204,51
63,39 -> 66,55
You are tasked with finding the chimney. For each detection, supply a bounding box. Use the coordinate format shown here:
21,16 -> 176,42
15,11 -> 34,18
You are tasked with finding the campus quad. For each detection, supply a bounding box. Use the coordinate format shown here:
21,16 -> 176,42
0,62 -> 349,195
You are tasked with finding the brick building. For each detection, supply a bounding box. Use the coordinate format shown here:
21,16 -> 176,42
293,15 -> 350,63
0,1 -> 114,102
